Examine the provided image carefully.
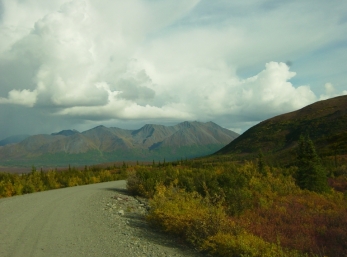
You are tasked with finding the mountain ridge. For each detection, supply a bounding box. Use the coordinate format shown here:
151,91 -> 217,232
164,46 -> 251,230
0,121 -> 238,166
0,135 -> 31,146
216,95 -> 347,164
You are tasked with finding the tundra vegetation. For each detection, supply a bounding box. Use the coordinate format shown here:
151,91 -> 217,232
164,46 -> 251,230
1,138 -> 346,256
127,143 -> 347,257
0,165 -> 127,197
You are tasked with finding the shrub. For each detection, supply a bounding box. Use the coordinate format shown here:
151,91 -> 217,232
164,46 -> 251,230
128,161 -> 347,256
202,232 -> 308,257
0,165 -> 127,198
238,191 -> 347,256
329,175 -> 347,193
147,183 -> 232,246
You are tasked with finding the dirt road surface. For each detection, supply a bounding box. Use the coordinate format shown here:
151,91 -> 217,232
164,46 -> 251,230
0,180 -> 203,257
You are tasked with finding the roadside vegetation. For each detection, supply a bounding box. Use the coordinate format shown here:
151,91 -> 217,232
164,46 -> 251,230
1,134 -> 346,256
0,165 -> 127,198
127,137 -> 347,257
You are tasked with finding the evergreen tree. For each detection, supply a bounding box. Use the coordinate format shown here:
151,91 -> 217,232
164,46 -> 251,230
296,135 -> 329,193
257,150 -> 266,175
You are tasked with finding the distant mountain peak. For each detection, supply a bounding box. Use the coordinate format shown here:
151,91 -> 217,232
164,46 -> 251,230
141,124 -> 157,130
177,121 -> 198,128
0,121 -> 239,166
131,123 -> 166,138
82,125 -> 110,134
89,125 -> 108,131
51,130 -> 79,137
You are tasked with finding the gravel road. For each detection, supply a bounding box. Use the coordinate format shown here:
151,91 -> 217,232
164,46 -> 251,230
0,180 -> 205,257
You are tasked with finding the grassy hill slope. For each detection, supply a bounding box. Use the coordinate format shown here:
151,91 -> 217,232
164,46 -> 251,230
217,95 -> 347,164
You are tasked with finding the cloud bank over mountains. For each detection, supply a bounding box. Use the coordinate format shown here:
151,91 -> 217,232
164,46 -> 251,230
0,0 -> 346,138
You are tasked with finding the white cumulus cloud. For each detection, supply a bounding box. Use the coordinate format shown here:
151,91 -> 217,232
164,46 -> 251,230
319,83 -> 344,100
0,0 -> 346,138
0,89 -> 38,107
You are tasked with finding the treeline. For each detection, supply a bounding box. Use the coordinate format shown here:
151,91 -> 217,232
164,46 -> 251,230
127,139 -> 347,256
0,165 -> 127,198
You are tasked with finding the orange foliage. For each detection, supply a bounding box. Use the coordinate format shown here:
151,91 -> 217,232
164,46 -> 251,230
237,191 -> 347,256
328,176 -> 347,193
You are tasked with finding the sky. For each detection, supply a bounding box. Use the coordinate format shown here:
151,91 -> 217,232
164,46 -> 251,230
0,0 -> 346,139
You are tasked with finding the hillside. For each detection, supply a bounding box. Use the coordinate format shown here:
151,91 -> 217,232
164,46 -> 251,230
217,95 -> 347,164
0,121 -> 238,166
0,135 -> 30,146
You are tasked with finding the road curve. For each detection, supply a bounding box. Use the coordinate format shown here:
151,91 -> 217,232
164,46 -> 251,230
0,180 -> 202,257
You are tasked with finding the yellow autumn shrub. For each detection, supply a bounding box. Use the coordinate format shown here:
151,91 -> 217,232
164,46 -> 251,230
43,171 -> 60,189
99,170 -> 113,182
202,231 -> 310,257
67,176 -> 83,187
147,183 -> 233,245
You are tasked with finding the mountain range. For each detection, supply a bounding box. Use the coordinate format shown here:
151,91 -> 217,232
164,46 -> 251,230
2,95 -> 345,168
0,135 -> 30,146
217,95 -> 347,165
0,121 -> 238,167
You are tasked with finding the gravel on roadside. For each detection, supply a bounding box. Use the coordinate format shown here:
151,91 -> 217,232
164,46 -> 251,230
0,180 -> 208,257
95,182 -> 207,257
